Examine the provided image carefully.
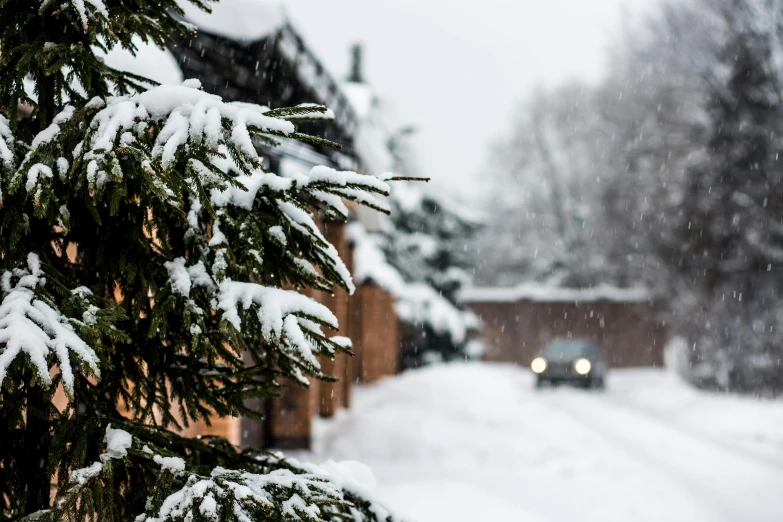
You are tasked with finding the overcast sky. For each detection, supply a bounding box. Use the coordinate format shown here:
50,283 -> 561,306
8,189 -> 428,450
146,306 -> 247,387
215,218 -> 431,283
284,0 -> 661,200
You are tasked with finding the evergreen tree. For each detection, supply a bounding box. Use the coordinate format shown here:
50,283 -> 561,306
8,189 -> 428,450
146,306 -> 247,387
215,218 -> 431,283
660,0 -> 783,392
382,129 -> 481,368
476,85 -> 619,288
603,0 -> 783,393
385,185 -> 482,368
0,1 -> 402,520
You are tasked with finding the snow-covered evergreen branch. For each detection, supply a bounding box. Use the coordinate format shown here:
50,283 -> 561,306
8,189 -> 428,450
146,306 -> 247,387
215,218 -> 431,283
0,253 -> 100,395
139,466 -> 349,522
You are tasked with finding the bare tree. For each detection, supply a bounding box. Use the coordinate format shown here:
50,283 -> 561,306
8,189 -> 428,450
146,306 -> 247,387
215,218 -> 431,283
478,84 -> 617,287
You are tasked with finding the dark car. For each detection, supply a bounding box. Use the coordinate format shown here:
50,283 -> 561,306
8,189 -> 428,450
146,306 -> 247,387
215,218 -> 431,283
530,339 -> 607,389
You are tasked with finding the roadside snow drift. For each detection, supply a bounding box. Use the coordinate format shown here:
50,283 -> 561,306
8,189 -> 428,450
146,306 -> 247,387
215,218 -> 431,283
291,363 -> 783,522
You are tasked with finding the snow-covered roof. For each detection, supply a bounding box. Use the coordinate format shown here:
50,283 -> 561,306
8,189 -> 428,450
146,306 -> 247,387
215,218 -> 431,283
340,82 -> 375,120
98,36 -> 183,86
341,81 -> 394,175
460,284 -> 652,304
179,0 -> 287,42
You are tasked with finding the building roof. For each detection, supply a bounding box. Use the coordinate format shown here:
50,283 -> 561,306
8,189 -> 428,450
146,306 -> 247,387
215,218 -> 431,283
459,284 -> 651,304
171,6 -> 362,172
178,0 -> 287,42
340,81 -> 393,176
98,36 -> 184,86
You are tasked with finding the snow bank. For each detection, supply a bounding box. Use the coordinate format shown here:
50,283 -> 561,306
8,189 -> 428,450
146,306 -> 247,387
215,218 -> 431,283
460,283 -> 651,303
179,0 -> 287,42
382,481 -> 548,522
295,362 -> 783,522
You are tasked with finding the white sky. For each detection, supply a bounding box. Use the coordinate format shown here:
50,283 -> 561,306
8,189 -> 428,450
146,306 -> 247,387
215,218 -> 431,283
285,0 -> 661,199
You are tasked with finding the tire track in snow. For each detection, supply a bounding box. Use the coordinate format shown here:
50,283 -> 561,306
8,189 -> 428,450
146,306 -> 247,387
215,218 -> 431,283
530,390 -> 729,521
538,389 -> 783,522
601,392 -> 783,472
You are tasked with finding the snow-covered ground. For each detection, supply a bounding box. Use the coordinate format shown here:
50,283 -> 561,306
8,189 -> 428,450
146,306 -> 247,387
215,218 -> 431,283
290,363 -> 783,522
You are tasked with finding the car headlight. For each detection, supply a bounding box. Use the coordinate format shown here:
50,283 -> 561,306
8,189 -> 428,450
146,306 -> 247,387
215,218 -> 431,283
531,357 -> 548,374
574,358 -> 592,375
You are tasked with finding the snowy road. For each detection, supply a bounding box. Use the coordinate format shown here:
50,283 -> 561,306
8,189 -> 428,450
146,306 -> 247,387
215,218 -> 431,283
292,363 -> 783,522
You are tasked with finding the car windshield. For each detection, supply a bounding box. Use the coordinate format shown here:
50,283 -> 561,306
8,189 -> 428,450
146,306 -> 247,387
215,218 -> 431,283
543,341 -> 591,359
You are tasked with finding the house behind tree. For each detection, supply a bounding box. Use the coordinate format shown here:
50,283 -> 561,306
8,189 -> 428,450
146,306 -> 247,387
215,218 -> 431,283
164,1 -> 402,450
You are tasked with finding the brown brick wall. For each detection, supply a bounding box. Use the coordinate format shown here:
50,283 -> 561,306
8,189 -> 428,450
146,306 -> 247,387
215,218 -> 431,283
355,283 -> 400,383
467,299 -> 667,368
265,379 -> 316,450
181,413 -> 242,447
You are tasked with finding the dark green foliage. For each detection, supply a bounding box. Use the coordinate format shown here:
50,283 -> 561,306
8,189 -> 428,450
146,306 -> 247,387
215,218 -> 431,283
0,1 -> 404,520
386,189 -> 482,368
382,130 -> 482,369
659,1 -> 783,392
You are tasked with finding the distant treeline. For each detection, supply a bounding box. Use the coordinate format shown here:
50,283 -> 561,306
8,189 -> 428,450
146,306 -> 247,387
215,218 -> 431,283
478,0 -> 783,395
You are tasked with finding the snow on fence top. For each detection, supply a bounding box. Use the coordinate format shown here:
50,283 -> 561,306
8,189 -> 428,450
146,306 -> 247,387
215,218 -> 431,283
459,284 -> 651,304
179,0 -> 287,42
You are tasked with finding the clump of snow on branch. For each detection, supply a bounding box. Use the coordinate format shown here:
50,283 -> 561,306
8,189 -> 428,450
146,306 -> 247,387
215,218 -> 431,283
217,281 -> 337,336
217,281 -> 337,380
0,253 -> 99,395
208,164 -> 390,295
45,0 -> 108,31
69,462 -> 104,487
69,424 -> 131,486
348,223 -> 472,343
288,458 -> 400,522
0,114 -> 17,173
137,466 -> 346,522
153,455 -> 187,472
210,164 -> 391,216
103,423 -> 132,461
164,258 -> 215,297
278,201 -> 356,293
85,81 -> 291,170
162,254 -> 339,380
19,81 -> 299,203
